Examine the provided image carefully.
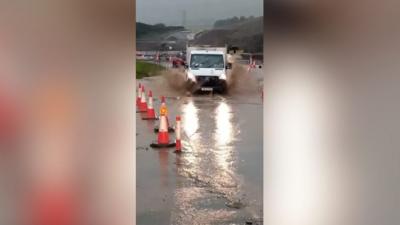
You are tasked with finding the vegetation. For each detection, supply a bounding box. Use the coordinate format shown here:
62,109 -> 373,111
137,22 -> 184,39
213,16 -> 255,28
136,60 -> 165,79
194,16 -> 263,53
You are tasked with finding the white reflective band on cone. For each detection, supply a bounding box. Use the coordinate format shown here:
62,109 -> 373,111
159,115 -> 168,132
141,91 -> 146,103
148,96 -> 153,109
176,120 -> 181,140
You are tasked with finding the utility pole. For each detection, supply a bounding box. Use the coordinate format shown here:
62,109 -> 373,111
182,10 -> 187,28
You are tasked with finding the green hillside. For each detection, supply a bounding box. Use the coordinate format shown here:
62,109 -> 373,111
137,22 -> 184,39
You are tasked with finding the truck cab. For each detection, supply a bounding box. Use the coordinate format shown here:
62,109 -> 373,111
185,46 -> 230,93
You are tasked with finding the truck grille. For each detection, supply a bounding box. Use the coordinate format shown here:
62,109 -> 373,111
195,76 -> 219,83
195,76 -> 223,88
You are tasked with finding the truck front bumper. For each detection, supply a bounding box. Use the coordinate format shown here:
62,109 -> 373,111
193,76 -> 227,92
195,76 -> 224,86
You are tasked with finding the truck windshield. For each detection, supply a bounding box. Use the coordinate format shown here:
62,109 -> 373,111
190,54 -> 224,69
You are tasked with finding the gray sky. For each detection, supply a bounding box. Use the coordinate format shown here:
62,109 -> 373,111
137,0 -> 263,28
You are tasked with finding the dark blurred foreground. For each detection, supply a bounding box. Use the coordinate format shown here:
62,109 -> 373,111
0,1 -> 134,225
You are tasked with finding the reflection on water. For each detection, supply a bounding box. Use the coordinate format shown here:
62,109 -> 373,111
180,98 -> 237,183
172,97 -> 244,224
158,150 -> 169,187
181,99 -> 199,166
182,100 -> 199,139
214,101 -> 234,173
215,101 -> 234,146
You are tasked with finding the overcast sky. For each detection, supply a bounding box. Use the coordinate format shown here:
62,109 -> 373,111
137,0 -> 263,28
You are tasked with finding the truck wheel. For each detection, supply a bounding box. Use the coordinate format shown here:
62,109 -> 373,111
185,80 -> 195,93
219,81 -> 228,94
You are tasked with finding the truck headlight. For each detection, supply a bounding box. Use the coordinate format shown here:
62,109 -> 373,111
219,73 -> 227,80
187,71 -> 196,82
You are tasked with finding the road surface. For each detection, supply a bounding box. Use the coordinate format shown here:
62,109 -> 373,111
136,67 -> 263,225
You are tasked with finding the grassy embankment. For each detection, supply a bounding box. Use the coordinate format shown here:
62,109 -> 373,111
136,60 -> 165,79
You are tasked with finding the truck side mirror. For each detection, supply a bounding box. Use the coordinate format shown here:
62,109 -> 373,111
226,63 -> 232,69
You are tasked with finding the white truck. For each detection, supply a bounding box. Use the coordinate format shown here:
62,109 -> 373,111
185,45 -> 232,93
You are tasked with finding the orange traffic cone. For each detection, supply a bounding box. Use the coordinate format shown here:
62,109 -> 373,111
160,96 -> 169,124
142,90 -> 158,120
139,86 -> 147,112
150,106 -> 176,148
154,96 -> 174,133
174,116 -> 182,153
136,83 -> 141,107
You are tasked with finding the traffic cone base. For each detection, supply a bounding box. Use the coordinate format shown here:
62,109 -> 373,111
154,126 -> 174,133
150,125 -> 175,148
150,142 -> 176,148
143,116 -> 159,120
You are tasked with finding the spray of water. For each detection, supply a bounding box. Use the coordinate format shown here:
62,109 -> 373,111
227,63 -> 261,95
151,62 -> 262,97
147,68 -> 188,96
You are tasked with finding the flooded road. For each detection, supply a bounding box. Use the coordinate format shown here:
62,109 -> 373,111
136,68 -> 263,225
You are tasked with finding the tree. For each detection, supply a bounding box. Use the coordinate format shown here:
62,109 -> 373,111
154,23 -> 166,28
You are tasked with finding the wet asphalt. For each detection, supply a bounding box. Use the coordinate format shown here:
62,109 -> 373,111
136,68 -> 263,225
